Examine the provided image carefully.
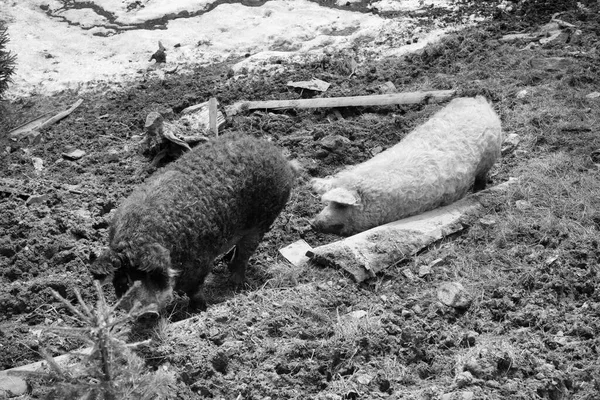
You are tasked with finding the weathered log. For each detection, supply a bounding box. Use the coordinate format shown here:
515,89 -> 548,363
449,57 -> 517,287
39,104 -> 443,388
307,178 -> 518,282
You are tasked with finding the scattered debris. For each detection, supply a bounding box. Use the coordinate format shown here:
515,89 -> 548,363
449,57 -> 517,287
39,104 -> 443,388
307,179 -> 518,282
500,18 -> 572,46
208,97 -> 219,136
149,41 -> 166,63
63,183 -> 83,194
32,157 -> 44,173
319,134 -> 351,151
437,282 -> 472,309
377,81 -> 396,94
586,92 -> 600,99
226,90 -> 456,115
287,78 -> 330,92
340,310 -> 368,321
515,200 -> 531,210
9,99 -> 84,139
418,264 -> 433,278
25,194 -> 50,206
164,65 -> 179,74
529,57 -> 573,71
545,256 -> 559,266
499,33 -> 539,43
180,100 -> 226,136
279,239 -> 312,267
590,149 -> 600,165
461,331 -> 479,347
479,216 -> 497,227
7,112 -> 52,138
402,268 -> 416,281
356,374 -> 373,385
62,149 -> 86,160
515,89 -> 528,99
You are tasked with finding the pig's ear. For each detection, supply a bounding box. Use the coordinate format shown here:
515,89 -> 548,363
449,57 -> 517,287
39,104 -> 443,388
136,243 -> 171,273
322,187 -> 361,206
88,248 -> 120,282
311,177 -> 334,194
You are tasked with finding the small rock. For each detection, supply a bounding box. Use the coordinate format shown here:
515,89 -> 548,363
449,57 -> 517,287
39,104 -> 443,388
377,81 -> 396,94
462,391 -> 474,400
62,149 -> 86,160
544,256 -> 559,266
74,208 -> 92,219
320,134 -> 351,151
515,200 -> 531,210
356,373 -> 373,385
461,330 -> 479,347
402,268 -> 415,280
455,371 -> 475,388
479,216 -> 497,227
438,282 -> 472,309
371,145 -> 383,155
0,374 -> 29,397
586,91 -> 600,99
32,157 -> 44,173
501,133 -> 521,155
486,380 -> 501,388
440,393 -> 453,400
343,310 -> 368,320
106,148 -> 120,162
418,264 -> 432,278
516,89 -> 528,98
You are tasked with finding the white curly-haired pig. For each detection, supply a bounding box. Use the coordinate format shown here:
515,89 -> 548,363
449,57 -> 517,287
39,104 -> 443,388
311,96 -> 503,236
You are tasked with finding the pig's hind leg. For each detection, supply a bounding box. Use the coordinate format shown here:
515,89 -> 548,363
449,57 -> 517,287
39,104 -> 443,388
228,227 -> 265,289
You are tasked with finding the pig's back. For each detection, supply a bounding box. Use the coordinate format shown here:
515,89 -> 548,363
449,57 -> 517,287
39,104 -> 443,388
334,97 -> 502,218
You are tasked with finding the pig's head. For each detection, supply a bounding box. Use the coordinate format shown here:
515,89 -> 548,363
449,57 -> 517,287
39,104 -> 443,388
311,187 -> 364,236
89,242 -> 177,311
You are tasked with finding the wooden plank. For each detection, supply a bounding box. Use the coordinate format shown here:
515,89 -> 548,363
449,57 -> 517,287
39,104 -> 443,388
226,90 -> 456,115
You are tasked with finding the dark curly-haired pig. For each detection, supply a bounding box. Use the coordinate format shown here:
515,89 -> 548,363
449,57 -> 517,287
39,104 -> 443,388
90,134 -> 296,311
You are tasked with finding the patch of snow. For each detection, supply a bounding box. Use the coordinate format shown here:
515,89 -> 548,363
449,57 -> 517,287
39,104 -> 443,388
370,0 -> 453,12
0,0 -> 471,98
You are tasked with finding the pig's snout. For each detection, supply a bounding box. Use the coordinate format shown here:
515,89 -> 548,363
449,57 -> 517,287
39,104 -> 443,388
310,215 -> 345,235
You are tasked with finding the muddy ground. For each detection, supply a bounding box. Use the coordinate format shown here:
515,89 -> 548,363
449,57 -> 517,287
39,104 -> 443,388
2,0 -> 600,398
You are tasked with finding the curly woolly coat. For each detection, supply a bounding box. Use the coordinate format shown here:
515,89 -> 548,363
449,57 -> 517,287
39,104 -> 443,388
311,96 -> 503,236
90,134 -> 296,310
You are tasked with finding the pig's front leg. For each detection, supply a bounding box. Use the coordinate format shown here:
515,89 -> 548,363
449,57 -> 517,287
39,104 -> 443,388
181,260 -> 211,311
228,228 -> 265,288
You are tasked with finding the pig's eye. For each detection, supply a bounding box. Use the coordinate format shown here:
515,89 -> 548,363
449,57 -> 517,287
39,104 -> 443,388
113,273 -> 132,298
148,269 -> 170,290
331,202 -> 350,210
